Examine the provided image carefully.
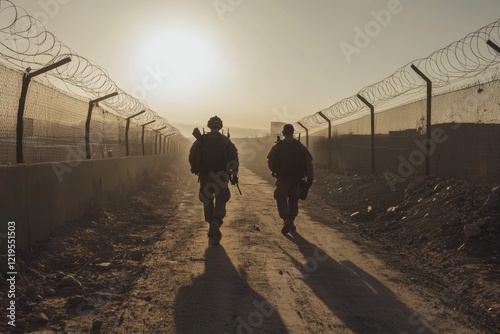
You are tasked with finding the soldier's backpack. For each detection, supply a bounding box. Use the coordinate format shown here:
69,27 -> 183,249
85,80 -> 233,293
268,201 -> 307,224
197,133 -> 228,173
272,139 -> 305,178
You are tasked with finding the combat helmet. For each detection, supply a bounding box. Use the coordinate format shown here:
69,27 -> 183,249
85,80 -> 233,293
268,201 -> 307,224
207,115 -> 223,130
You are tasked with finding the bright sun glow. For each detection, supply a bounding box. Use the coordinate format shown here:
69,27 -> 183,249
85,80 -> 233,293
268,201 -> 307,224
140,30 -> 220,97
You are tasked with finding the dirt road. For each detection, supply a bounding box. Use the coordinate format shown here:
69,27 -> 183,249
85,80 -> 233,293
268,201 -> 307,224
92,166 -> 480,334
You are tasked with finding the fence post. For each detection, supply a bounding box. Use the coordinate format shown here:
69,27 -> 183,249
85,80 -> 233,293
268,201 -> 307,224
85,92 -> 118,159
297,122 -> 309,148
356,94 -> 375,173
154,126 -> 167,156
486,39 -> 500,54
154,133 -> 158,155
158,134 -> 162,155
317,111 -> 332,168
16,57 -> 71,163
141,120 -> 156,156
411,64 -> 433,176
164,133 -> 175,155
125,109 -> 146,156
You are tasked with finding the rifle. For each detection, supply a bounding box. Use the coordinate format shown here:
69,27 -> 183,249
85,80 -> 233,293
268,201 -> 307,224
192,127 -> 202,141
235,182 -> 242,195
192,127 -> 242,195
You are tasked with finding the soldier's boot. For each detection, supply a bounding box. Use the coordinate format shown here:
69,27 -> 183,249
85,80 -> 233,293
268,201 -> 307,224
209,219 -> 222,245
207,219 -> 223,237
281,219 -> 293,235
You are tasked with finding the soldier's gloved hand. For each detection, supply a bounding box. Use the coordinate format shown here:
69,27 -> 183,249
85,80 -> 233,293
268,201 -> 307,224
230,175 -> 239,185
307,177 -> 313,187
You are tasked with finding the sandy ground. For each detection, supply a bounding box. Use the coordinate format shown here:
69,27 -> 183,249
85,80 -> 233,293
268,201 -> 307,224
0,163 -> 491,333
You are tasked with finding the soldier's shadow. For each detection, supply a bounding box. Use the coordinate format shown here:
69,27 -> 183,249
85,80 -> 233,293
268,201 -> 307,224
174,245 -> 288,334
283,231 -> 435,334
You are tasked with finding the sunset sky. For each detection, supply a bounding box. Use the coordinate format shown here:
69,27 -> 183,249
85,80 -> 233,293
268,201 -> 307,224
12,0 -> 500,136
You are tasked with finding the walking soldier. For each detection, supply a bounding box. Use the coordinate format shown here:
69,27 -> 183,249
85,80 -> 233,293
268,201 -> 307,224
189,116 -> 239,245
267,124 -> 313,234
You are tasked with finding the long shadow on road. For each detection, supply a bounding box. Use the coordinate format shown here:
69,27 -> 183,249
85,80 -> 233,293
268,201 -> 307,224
174,245 -> 288,334
283,231 -> 434,334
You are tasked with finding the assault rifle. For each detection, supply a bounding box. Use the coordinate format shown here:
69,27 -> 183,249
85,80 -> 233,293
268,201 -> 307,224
192,127 -> 242,195
192,127 -> 203,141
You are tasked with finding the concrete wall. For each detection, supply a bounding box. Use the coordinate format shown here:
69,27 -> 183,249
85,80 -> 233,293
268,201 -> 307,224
312,80 -> 500,137
308,123 -> 500,182
0,155 -> 177,249
234,122 -> 500,184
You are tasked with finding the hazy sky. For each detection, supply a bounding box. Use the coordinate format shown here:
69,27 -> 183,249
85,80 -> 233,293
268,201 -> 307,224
12,0 -> 500,134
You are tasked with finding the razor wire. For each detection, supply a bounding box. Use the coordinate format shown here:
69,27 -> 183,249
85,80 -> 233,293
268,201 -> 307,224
0,0 -> 182,139
296,18 -> 500,130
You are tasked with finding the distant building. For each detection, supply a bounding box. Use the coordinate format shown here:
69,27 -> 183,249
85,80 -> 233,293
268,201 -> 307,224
270,121 -> 287,136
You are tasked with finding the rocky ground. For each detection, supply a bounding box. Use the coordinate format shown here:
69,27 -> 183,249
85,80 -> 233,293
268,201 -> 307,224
309,170 -> 500,332
0,158 -> 498,333
0,164 -> 184,333
241,142 -> 499,333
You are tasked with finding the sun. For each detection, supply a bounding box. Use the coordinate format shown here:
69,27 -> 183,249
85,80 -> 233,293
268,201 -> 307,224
140,29 -> 219,96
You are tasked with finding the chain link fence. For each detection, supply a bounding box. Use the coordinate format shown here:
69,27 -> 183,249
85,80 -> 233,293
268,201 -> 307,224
0,63 -> 183,165
291,19 -> 500,182
307,79 -> 500,182
0,1 -> 185,165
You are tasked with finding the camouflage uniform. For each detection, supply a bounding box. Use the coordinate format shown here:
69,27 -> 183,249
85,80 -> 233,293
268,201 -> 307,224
267,137 -> 313,224
189,131 -> 239,224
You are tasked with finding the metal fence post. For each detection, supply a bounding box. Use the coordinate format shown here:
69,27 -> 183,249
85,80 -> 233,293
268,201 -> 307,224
297,122 -> 309,148
317,111 -> 332,168
125,109 -> 146,156
158,134 -> 162,155
486,39 -> 500,54
163,133 -> 174,155
411,64 -> 433,176
356,94 -> 375,173
85,92 -> 118,159
16,57 -> 71,163
141,120 -> 156,156
154,126 -> 167,155
154,133 -> 158,155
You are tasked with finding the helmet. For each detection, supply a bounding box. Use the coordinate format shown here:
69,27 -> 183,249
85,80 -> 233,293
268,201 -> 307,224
207,115 -> 223,129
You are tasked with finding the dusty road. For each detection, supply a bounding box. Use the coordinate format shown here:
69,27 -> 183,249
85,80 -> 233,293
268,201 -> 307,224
94,166 -> 480,334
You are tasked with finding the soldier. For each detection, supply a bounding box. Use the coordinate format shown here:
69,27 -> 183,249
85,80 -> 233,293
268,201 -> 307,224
189,116 -> 239,245
267,124 -> 313,234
